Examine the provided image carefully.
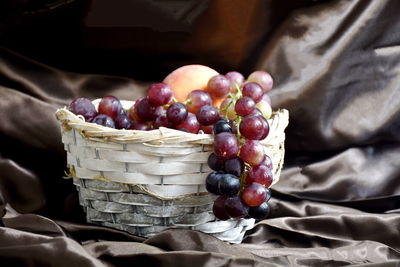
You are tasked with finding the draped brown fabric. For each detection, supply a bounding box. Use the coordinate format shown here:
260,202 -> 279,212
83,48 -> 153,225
1,0 -> 400,266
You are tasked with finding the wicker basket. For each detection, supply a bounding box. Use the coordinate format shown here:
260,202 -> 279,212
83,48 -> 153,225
55,100 -> 289,243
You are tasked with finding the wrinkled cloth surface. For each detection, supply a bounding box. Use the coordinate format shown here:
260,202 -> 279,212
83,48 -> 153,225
0,0 -> 400,266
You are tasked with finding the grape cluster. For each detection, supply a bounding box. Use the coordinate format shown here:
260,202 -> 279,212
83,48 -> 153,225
68,69 -> 275,220
205,71 -> 274,220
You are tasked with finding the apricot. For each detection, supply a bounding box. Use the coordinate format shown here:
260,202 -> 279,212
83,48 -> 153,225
163,65 -> 219,102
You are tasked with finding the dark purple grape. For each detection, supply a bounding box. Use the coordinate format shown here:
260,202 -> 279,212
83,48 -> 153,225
196,105 -> 220,126
248,202 -> 270,219
175,113 -> 200,133
219,174 -> 240,197
137,97 -> 163,121
213,120 -> 232,134
206,171 -> 224,195
115,113 -> 132,129
98,96 -> 123,120
224,157 -> 244,176
239,115 -> 267,140
213,195 -> 230,220
214,132 -> 239,159
153,114 -> 173,129
242,82 -> 264,103
265,188 -> 271,202
207,153 -> 225,171
69,97 -> 97,122
92,114 -> 115,128
258,115 -> 270,140
200,125 -> 213,134
235,97 -> 255,117
167,102 -> 188,125
147,82 -> 173,106
130,121 -> 151,131
225,196 -> 248,218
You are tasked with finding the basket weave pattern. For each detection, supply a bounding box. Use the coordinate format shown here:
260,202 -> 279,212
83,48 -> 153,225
56,101 -> 289,243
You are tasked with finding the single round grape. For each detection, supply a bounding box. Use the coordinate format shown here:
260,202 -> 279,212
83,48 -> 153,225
239,140 -> 265,166
213,120 -> 232,134
235,97 -> 255,117
98,96 -> 123,120
205,171 -> 224,195
225,196 -> 248,218
241,182 -> 267,207
130,121 -> 151,131
259,116 -> 270,140
199,125 -> 213,134
248,202 -> 270,219
137,97 -> 163,121
186,90 -> 212,114
257,154 -> 273,170
167,102 -> 188,125
147,82 -> 173,106
242,82 -> 264,103
207,153 -> 225,171
225,71 -> 244,89
262,94 -> 272,105
175,113 -> 200,133
250,108 -> 263,117
239,115 -> 267,140
220,98 -> 236,120
69,98 -> 97,122
92,114 -> 115,128
224,157 -> 244,177
115,113 -> 132,129
247,71 -> 273,93
246,165 -> 273,187
219,174 -> 240,197
207,75 -> 231,99
213,195 -> 230,220
214,132 -> 239,159
128,97 -> 145,121
256,100 -> 272,120
196,105 -> 220,126
153,114 -> 173,129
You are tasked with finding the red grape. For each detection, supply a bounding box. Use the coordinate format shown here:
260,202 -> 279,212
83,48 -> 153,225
259,116 -> 270,140
69,97 -> 97,122
130,121 -> 151,130
246,165 -> 273,187
225,71 -> 244,89
147,82 -> 173,106
248,202 -> 270,219
225,196 -> 248,218
186,90 -> 212,114
200,125 -> 213,134
242,82 -> 264,103
214,132 -> 239,159
239,140 -> 264,166
250,108 -> 263,117
235,97 -> 255,117
213,195 -> 230,220
115,113 -> 132,129
224,157 -> 244,176
175,113 -> 200,133
153,114 -> 173,129
196,105 -> 220,126
207,75 -> 230,99
128,97 -> 145,121
207,153 -> 225,171
220,98 -> 236,120
167,102 -> 188,125
92,114 -> 115,128
137,97 -> 163,121
257,154 -> 273,170
98,96 -> 123,120
240,182 -> 266,207
247,71 -> 273,93
239,115 -> 267,140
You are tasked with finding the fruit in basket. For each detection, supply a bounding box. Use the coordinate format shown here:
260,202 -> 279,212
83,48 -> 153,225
175,113 -> 200,133
68,97 -> 97,122
92,114 -> 116,128
185,90 -> 212,114
163,64 -> 219,102
196,105 -> 220,126
98,96 -> 124,120
247,71 -> 273,93
214,132 -> 239,159
242,82 -> 264,103
147,82 -> 173,106
235,97 -> 255,117
219,174 -> 241,197
240,182 -> 267,207
167,102 -> 188,125
225,71 -> 245,88
207,74 -> 231,99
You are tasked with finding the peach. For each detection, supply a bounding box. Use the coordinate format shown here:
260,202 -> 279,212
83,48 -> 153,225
163,65 -> 219,102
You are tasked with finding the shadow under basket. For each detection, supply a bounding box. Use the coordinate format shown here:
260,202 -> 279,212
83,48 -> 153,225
56,101 -> 289,244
